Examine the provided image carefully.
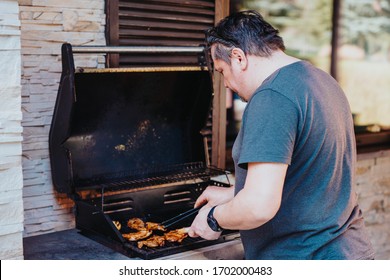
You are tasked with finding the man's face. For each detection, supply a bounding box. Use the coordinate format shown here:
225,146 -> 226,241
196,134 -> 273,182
211,45 -> 243,96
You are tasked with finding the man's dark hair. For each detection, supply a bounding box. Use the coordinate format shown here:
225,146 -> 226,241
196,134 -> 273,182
205,10 -> 285,64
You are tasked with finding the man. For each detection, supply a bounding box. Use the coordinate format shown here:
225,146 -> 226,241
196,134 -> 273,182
188,10 -> 374,260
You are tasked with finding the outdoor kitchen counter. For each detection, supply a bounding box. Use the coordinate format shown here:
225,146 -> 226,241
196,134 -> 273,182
23,228 -> 244,260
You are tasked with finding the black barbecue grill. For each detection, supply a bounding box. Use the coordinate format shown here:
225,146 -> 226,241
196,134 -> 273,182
49,43 -> 240,259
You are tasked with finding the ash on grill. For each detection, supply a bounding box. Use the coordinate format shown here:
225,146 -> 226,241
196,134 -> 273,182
49,44 -> 239,259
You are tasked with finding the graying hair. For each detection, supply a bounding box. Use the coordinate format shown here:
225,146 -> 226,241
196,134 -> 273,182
205,10 -> 285,65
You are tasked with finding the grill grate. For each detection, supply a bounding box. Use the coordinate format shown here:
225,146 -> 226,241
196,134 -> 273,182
76,162 -> 228,190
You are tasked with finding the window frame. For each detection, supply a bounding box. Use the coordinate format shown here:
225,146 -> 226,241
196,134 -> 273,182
330,0 -> 390,154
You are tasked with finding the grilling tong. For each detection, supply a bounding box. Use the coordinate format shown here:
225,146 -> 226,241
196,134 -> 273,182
161,205 -> 203,230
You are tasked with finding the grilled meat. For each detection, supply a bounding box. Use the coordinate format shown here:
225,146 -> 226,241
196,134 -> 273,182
113,220 -> 121,231
122,229 -> 152,241
146,222 -> 166,231
123,217 -> 188,246
127,218 -> 165,231
127,217 -> 145,231
137,235 -> 165,249
164,228 -> 189,243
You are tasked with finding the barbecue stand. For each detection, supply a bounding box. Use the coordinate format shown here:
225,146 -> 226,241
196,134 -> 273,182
49,43 -> 239,259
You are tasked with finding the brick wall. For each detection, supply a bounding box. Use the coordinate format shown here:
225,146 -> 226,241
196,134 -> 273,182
19,0 -> 106,237
0,0 -> 24,260
356,151 -> 390,260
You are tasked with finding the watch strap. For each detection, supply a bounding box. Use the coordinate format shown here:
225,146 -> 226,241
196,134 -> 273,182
207,206 -> 223,232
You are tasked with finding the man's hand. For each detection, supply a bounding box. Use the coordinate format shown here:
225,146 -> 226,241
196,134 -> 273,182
194,185 -> 234,208
188,205 -> 222,240
188,185 -> 232,240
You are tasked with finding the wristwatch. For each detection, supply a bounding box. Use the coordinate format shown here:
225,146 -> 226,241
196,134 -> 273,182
207,206 -> 223,232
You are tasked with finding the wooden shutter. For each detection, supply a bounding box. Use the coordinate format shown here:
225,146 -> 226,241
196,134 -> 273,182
106,0 -> 229,169
107,0 -> 215,67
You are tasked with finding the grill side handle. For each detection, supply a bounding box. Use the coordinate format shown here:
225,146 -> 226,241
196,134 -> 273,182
49,43 -> 76,194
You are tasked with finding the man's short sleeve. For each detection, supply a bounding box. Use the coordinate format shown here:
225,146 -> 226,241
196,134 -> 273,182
238,89 -> 299,169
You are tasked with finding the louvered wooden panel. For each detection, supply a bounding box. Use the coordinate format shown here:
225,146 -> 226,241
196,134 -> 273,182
108,0 -> 215,67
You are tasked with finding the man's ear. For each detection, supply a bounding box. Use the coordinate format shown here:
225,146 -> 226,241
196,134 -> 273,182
231,48 -> 248,70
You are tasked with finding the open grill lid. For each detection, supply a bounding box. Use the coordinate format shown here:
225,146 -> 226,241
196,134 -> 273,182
49,44 -> 215,194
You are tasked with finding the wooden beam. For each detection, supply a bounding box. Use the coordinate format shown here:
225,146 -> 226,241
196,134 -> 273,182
330,0 -> 340,80
215,0 -> 230,22
211,0 -> 229,169
105,0 -> 119,67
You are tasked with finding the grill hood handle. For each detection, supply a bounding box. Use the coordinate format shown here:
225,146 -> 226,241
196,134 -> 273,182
71,45 -> 205,54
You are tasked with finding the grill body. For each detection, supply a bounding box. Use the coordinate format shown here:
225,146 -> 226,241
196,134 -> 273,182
49,44 -> 239,259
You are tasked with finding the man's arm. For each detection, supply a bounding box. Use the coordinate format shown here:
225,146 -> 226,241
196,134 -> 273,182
215,162 -> 287,230
189,162 -> 287,239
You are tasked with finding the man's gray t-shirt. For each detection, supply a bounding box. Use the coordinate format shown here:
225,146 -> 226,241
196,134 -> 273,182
232,61 -> 374,259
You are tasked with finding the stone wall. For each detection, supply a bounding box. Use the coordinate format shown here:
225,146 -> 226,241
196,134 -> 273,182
11,0 -> 390,260
0,0 -> 24,260
19,0 -> 106,237
356,151 -> 390,260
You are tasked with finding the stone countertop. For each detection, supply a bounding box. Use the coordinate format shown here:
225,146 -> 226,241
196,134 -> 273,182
23,229 -> 130,260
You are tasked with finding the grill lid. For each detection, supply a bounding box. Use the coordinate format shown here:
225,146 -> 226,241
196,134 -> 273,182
49,44 -> 214,193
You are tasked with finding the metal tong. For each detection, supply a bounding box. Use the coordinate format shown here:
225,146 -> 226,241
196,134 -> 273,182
161,205 -> 203,229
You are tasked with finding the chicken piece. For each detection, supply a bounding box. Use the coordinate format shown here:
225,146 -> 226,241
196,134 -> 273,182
122,230 -> 152,241
112,220 -> 121,231
137,235 -> 165,249
127,217 -> 145,231
146,222 -> 166,231
164,228 -> 189,243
